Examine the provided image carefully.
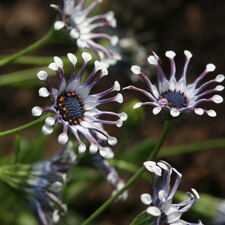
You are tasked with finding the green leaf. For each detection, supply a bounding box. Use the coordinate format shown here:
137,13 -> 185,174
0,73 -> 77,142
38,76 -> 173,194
131,210 -> 152,225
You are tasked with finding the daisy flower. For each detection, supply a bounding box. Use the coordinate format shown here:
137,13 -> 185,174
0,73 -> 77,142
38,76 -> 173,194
125,50 -> 224,117
51,0 -> 121,67
141,160 -> 203,225
32,52 -> 127,158
0,143 -> 76,225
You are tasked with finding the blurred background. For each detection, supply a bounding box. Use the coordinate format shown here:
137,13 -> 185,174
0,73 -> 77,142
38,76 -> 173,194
0,0 -> 225,224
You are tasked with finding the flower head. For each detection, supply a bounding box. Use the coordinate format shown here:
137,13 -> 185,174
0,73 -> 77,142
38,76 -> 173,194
125,50 -> 224,117
50,0 -> 121,67
141,160 -> 203,225
0,143 -> 76,225
32,52 -> 127,158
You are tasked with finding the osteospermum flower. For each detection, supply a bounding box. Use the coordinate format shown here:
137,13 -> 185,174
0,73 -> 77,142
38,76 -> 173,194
0,143 -> 76,225
141,160 -> 203,225
32,52 -> 127,157
50,0 -> 121,67
125,50 -> 224,117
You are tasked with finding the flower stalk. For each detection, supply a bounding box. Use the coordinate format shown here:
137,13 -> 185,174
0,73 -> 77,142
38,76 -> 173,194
81,119 -> 172,225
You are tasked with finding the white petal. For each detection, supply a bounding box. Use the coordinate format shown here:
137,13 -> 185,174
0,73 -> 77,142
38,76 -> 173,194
52,210 -> 60,223
216,85 -> 224,91
48,62 -> 58,71
131,65 -> 141,74
140,193 -> 152,205
108,137 -> 117,146
115,93 -> 123,103
80,121 -> 92,128
153,106 -> 161,115
38,87 -> 49,97
100,147 -> 114,159
70,29 -> 79,39
37,70 -> 48,80
116,119 -> 123,127
194,108 -> 204,115
215,74 -> 225,82
133,102 -> 142,109
147,206 -> 161,216
191,188 -> 200,198
113,81 -> 120,91
111,35 -> 119,45
82,52 -> 92,62
165,50 -> 176,58
52,181 -> 63,192
67,53 -> 77,65
170,108 -> 180,117
157,161 -> 168,170
89,144 -> 98,154
54,56 -> 63,69
50,4 -> 59,9
101,68 -> 108,76
106,10 -> 114,21
158,190 -> 166,202
207,110 -> 217,117
31,106 -> 42,116
45,117 -> 55,126
184,50 -> 192,59
119,112 -> 128,121
206,63 -> 216,72
78,144 -> 86,154
54,21 -> 65,30
212,95 -> 223,103
58,133 -> 68,145
42,125 -> 53,135
147,55 -> 158,65
94,60 -> 102,71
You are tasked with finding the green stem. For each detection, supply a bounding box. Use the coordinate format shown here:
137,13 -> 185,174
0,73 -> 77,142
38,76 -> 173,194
81,119 -> 172,225
0,29 -> 54,67
0,114 -> 51,138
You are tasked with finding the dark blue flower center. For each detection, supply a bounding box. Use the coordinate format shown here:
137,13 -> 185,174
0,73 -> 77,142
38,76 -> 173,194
63,13 -> 78,30
160,90 -> 188,108
57,93 -> 86,125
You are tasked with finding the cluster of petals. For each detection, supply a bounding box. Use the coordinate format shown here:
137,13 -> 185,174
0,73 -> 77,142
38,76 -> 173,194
141,160 -> 203,225
125,50 -> 224,117
8,143 -> 76,225
51,0 -> 121,67
32,52 -> 127,158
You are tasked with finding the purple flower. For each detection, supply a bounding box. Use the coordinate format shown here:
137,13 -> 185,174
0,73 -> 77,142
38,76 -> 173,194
50,0 -> 121,67
141,160 -> 203,225
0,143 -> 76,225
125,50 -> 224,117
32,52 -> 127,158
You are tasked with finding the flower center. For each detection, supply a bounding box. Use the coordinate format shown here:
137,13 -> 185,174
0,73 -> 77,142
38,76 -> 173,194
160,90 -> 188,108
57,92 -> 86,125
63,13 -> 77,30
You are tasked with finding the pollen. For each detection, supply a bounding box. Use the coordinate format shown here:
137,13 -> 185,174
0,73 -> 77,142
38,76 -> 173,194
57,92 -> 86,125
160,90 -> 188,109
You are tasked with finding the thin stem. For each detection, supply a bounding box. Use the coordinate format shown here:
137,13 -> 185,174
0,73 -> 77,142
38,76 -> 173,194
0,114 -> 51,138
81,119 -> 172,225
0,29 -> 54,67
